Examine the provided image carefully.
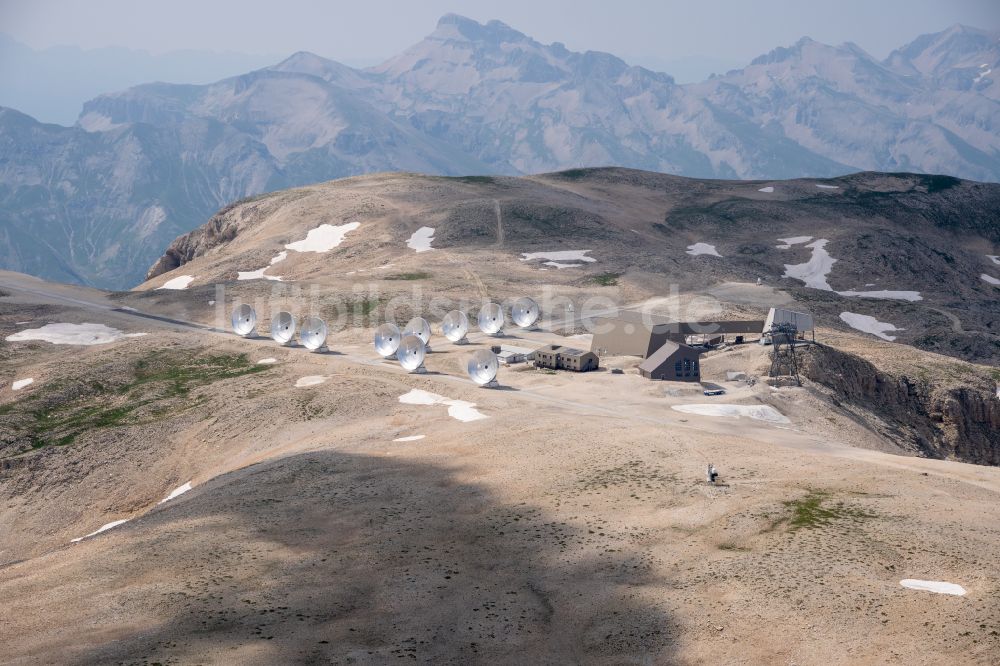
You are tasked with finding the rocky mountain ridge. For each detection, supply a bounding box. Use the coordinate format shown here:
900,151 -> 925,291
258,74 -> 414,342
1,15 -> 998,288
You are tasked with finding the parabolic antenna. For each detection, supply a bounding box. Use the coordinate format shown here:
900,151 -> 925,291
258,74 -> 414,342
511,296 -> 540,329
374,322 -> 401,359
467,349 -> 500,388
442,310 -> 470,344
398,334 -> 427,373
299,316 -> 328,352
403,316 -> 431,345
270,311 -> 297,346
231,304 -> 257,337
477,302 -> 505,336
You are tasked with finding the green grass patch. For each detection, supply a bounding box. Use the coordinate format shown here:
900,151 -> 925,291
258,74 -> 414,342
589,272 -> 622,287
780,490 -> 877,531
5,351 -> 268,452
384,272 -> 431,281
447,175 -> 497,185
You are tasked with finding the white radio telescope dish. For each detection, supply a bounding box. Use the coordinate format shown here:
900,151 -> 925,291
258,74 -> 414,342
511,297 -> 540,329
467,349 -> 500,388
398,334 -> 427,373
442,310 -> 470,344
231,304 -> 257,337
270,311 -> 297,345
403,316 -> 431,344
299,316 -> 328,352
374,323 -> 401,359
477,303 -> 505,336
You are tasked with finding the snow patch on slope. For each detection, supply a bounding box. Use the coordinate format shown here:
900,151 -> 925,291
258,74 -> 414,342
686,243 -> 722,257
157,275 -> 195,290
399,388 -> 487,422
286,222 -> 360,253
406,226 -> 436,252
671,403 -> 790,424
839,312 -> 903,341
12,378 -> 34,391
899,579 -> 966,596
71,519 -> 129,543
7,323 -> 146,346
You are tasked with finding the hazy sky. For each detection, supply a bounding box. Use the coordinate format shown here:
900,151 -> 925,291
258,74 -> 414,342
2,0 -> 998,72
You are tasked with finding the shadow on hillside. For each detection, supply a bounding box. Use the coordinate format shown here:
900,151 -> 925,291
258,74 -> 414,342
75,450 -> 676,664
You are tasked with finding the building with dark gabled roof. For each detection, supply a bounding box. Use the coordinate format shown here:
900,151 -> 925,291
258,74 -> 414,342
638,341 -> 701,381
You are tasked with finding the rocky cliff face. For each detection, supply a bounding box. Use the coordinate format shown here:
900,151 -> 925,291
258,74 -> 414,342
800,344 -> 1000,466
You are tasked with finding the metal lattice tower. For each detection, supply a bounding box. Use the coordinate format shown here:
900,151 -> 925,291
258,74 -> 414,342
769,323 -> 801,385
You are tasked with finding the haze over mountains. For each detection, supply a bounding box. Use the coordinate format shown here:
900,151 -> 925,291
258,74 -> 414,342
1,14 -> 998,288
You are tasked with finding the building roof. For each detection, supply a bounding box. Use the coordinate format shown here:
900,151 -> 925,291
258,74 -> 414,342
638,340 -> 699,373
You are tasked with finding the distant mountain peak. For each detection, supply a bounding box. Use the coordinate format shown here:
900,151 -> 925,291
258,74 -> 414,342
432,13 -> 528,45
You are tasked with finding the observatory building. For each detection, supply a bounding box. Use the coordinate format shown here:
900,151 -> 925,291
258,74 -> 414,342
638,341 -> 701,381
533,344 -> 599,372
590,311 -> 766,358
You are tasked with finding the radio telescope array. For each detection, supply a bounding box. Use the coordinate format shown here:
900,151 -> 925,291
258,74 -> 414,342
442,310 -> 470,344
230,294 -> 544,388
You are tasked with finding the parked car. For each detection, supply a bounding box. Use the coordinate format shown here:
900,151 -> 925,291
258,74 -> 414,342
703,388 -> 726,396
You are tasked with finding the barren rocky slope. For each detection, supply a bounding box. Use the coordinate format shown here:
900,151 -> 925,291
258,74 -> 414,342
1,273 -> 999,664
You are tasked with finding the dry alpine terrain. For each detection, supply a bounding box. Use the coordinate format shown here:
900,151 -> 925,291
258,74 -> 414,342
1,167 -> 998,664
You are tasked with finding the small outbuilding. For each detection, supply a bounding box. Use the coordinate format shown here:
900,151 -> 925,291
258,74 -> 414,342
638,341 -> 702,381
533,344 -> 599,372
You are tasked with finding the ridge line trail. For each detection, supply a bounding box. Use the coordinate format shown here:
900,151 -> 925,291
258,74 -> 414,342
2,273 -> 998,495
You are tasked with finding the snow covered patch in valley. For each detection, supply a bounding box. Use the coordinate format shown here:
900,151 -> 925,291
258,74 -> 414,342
776,236 -> 813,249
406,226 -> 436,253
783,240 -> 922,300
987,255 -> 999,265
157,275 -> 195,290
982,274 -> 1000,286
159,482 -> 192,504
295,375 -> 327,388
70,519 -> 129,543
758,186 -> 774,193
237,251 -> 287,281
257,358 -> 277,365
393,435 -> 426,442
671,403 -> 790,424
815,184 -> 840,189
398,388 -> 487,422
520,250 -> 596,266
286,222 -> 360,253
899,579 -> 966,596
7,323 -> 145,346
12,378 -> 34,391
686,243 -> 722,257
838,290 -> 923,301
840,312 -> 903,341
783,239 -> 835,290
